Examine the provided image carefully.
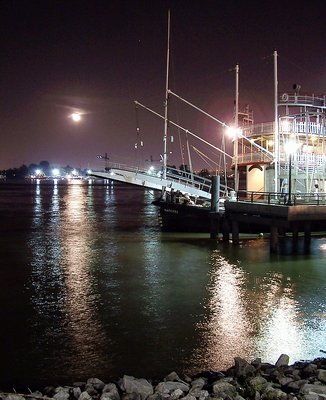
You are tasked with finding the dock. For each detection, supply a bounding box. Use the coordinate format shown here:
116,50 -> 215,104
210,191 -> 326,253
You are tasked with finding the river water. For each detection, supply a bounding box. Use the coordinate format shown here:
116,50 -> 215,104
0,180 -> 325,390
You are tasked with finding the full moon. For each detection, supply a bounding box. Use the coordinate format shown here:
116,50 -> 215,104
71,112 -> 81,122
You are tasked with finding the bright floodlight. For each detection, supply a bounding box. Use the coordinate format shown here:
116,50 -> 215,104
282,120 -> 290,132
285,134 -> 301,155
71,112 -> 81,122
52,168 -> 60,176
226,126 -> 242,140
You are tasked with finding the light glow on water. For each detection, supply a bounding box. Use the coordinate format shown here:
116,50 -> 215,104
61,183 -> 107,373
0,180 -> 325,389
196,253 -> 252,369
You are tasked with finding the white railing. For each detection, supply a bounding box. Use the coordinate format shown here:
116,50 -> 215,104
237,152 -> 272,164
293,121 -> 326,135
101,162 -> 218,194
279,94 -> 326,107
242,122 -> 275,136
280,93 -> 326,107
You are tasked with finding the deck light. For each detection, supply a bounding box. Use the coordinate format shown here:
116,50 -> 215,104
226,126 -> 242,140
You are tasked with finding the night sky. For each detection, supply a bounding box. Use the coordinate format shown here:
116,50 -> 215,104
0,0 -> 325,170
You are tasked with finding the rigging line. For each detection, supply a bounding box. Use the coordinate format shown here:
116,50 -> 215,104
168,89 -> 274,159
134,102 -> 144,168
222,132 -> 228,187
191,145 -> 219,171
168,89 -> 227,128
134,100 -> 233,160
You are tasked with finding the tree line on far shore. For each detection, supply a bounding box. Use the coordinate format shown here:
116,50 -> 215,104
0,160 -> 88,179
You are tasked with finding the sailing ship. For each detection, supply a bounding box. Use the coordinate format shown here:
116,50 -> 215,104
154,86 -> 326,232
89,13 -> 326,233
90,11 -> 230,208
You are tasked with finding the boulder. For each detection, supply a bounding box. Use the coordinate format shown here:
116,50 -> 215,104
275,355 -> 289,368
87,378 -> 105,391
234,357 -> 256,378
212,381 -> 238,397
102,383 -> 121,400
73,387 -> 82,399
179,396 -> 196,400
278,377 -> 294,387
121,376 -> 154,400
302,364 -> 317,378
85,384 -> 98,396
263,387 -> 287,400
79,391 -> 93,400
303,395 -> 321,400
53,390 -> 70,400
102,393 -> 118,400
170,389 -> 184,400
248,376 -> 269,393
190,378 -> 206,390
300,384 -> 326,395
188,388 -> 209,400
164,372 -> 182,382
155,382 -> 190,395
146,393 -> 165,400
122,394 -> 141,400
2,395 -> 26,400
317,369 -> 326,383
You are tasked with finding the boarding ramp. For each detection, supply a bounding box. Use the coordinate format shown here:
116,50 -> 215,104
90,164 -> 229,200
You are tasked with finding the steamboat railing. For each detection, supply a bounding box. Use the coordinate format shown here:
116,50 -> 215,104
231,190 -> 326,206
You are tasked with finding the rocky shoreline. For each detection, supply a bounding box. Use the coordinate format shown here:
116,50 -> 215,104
1,355 -> 325,400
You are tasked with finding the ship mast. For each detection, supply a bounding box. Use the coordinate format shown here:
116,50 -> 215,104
234,64 -> 239,191
163,9 -> 170,180
273,50 -> 279,193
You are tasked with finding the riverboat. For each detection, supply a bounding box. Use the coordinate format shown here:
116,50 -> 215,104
90,12 -> 326,233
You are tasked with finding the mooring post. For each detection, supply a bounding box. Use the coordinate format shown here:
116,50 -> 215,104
270,225 -> 279,253
292,223 -> 299,253
210,175 -> 220,239
222,216 -> 230,242
231,219 -> 239,245
304,221 -> 311,253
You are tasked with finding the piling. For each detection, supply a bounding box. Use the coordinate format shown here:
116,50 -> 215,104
210,175 -> 220,239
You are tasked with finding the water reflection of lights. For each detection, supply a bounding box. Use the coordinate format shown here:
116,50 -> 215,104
194,252 -> 251,371
61,183 -> 106,365
28,182 -> 107,373
192,249 -> 316,372
256,295 -> 303,362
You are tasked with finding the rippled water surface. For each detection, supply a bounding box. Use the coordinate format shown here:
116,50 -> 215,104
0,180 -> 325,390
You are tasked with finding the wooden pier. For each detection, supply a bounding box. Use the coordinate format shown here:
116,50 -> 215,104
210,191 -> 326,253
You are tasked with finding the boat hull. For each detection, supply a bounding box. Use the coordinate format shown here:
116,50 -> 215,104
154,200 -> 212,232
153,199 -> 269,234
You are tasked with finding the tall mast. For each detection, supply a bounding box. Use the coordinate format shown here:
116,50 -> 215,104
163,9 -> 170,179
234,64 -> 239,191
273,50 -> 279,193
